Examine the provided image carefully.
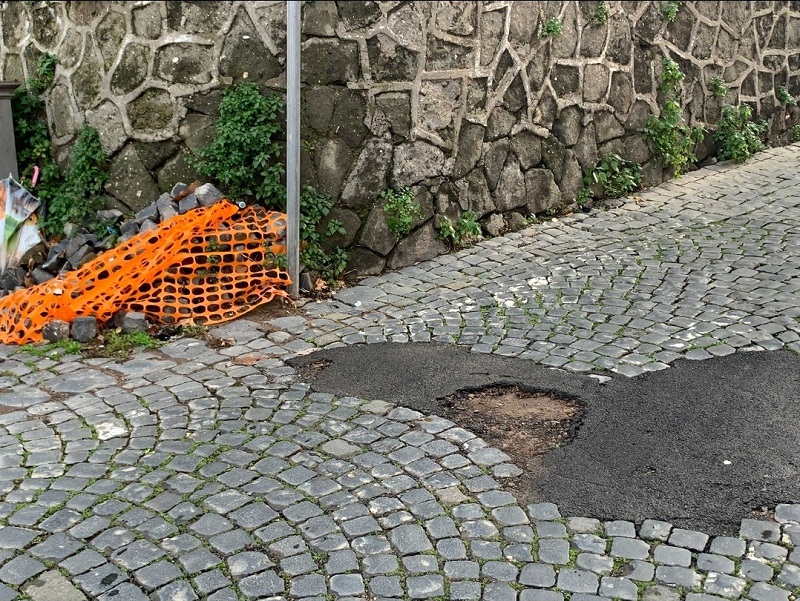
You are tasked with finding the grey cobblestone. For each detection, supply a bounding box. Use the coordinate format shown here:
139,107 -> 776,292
653,545 -> 692,567
669,528 -> 709,551
741,559 -> 774,581
2,152 -> 800,599
696,553 -> 735,574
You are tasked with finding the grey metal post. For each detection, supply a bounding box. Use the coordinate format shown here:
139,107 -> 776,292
286,1 -> 301,299
0,82 -> 20,180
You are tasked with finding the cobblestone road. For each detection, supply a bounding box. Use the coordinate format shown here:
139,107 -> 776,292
1,147 -> 800,600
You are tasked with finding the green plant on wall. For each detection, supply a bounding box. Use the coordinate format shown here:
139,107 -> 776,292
42,126 -> 109,237
540,17 -> 563,38
298,185 -> 348,283
438,211 -> 482,249
31,54 -> 57,93
659,57 -> 685,96
192,84 -> 348,283
776,86 -> 797,106
708,76 -> 727,99
645,100 -> 704,176
583,153 -> 642,199
590,2 -> 609,27
644,57 -> 705,176
661,1 -> 681,22
263,185 -> 348,284
381,187 -> 423,236
714,104 -> 765,163
11,54 -> 110,237
792,124 -> 800,142
192,83 -> 285,204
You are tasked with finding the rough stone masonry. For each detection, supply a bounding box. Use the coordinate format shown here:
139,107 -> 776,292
2,1 -> 800,274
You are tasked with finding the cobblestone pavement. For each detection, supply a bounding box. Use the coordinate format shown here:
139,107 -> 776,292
0,147 -> 800,600
289,146 -> 800,377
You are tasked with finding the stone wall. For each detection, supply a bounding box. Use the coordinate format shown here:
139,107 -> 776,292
2,1 -> 800,276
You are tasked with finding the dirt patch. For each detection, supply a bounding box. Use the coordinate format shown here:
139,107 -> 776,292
440,385 -> 581,497
0,405 -> 19,415
296,358 -> 333,381
751,505 -> 775,521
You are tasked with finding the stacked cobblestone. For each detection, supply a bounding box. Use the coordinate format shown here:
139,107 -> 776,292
0,182 -> 223,295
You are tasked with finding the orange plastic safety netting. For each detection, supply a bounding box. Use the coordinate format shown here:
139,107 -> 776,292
0,201 -> 291,344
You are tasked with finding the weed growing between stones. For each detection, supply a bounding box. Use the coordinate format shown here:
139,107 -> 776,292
20,339 -> 82,358
645,58 -> 705,176
582,153 -> 642,200
661,1 -> 681,21
192,83 -> 285,204
193,84 -> 348,285
42,126 -> 109,237
714,105 -> 766,163
659,57 -> 685,96
540,17 -> 564,37
777,86 -> 797,106
590,2 -> 609,26
298,185 -> 348,283
381,187 -> 423,236
437,211 -> 482,249
100,330 -> 161,357
708,76 -> 728,99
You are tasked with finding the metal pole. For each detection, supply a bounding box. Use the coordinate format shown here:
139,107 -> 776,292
286,0 -> 301,299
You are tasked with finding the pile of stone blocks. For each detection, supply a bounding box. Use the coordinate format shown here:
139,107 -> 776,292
43,310 -> 150,344
0,182 -> 224,295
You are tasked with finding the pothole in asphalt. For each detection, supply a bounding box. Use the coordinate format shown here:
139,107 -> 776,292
296,357 -> 333,381
440,385 -> 582,487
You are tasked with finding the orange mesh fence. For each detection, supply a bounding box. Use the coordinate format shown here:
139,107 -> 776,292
0,201 -> 291,344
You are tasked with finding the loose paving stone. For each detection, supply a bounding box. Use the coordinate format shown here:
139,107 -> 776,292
740,519 -> 781,542
606,521 -> 637,538
655,566 -> 703,589
0,554 -> 46,585
696,553 -> 735,574
577,553 -> 614,575
520,563 -> 557,587
539,538 -> 570,564
611,537 -> 650,560
749,582 -> 791,601
640,520 -> 672,541
741,559 -> 775,582
4,151 -> 800,600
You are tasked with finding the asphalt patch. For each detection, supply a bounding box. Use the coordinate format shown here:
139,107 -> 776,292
289,343 -> 800,534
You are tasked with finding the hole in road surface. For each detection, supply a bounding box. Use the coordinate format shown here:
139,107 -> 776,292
296,358 -> 333,381
440,385 -> 582,485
